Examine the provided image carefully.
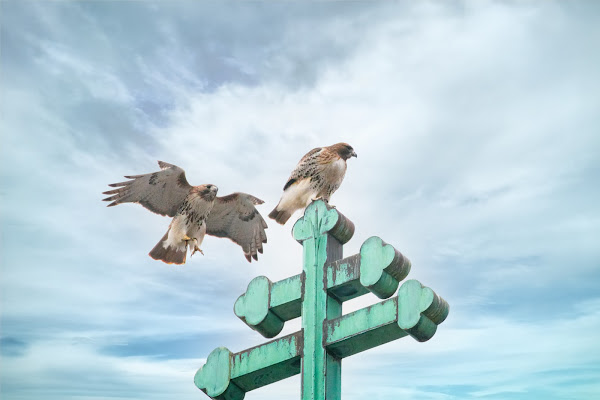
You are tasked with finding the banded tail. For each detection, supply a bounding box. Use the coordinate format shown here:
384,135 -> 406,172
149,231 -> 187,265
268,206 -> 293,225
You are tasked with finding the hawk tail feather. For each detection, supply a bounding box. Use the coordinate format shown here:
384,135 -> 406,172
149,232 -> 187,265
268,206 -> 292,225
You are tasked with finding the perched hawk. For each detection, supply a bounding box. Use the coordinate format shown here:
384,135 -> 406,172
103,161 -> 268,264
269,143 -> 357,225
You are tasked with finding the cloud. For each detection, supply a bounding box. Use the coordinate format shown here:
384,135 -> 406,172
0,340 -> 203,400
337,296 -> 600,400
1,1 -> 599,399
0,337 -> 28,357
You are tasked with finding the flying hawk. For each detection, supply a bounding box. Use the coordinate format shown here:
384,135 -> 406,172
103,161 -> 268,264
269,142 -> 357,225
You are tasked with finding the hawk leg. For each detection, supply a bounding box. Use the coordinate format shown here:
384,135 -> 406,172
190,238 -> 204,257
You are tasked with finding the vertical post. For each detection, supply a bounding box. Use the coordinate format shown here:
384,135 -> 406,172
195,199 -> 449,400
294,202 -> 343,400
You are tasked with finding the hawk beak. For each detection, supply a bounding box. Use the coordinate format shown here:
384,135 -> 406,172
351,151 -> 357,158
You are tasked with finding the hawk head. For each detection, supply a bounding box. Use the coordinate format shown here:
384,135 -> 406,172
332,143 -> 357,160
197,184 -> 219,201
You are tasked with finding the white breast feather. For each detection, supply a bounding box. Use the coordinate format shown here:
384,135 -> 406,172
328,158 -> 347,181
279,179 -> 315,210
165,215 -> 189,250
164,211 -> 208,251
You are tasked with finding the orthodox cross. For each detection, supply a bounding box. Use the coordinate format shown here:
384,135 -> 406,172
194,200 -> 449,399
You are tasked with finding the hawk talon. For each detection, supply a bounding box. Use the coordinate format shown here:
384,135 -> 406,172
268,143 -> 354,225
320,198 -> 335,208
106,161 -> 268,264
191,245 -> 204,257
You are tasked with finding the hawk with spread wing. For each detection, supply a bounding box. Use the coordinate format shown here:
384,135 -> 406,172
103,161 -> 268,264
269,143 -> 357,225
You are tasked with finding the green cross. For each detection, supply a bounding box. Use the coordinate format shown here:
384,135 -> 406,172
195,200 -> 449,399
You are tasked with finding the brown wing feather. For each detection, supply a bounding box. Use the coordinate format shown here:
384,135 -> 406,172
102,161 -> 192,217
283,147 -> 323,190
206,193 -> 268,262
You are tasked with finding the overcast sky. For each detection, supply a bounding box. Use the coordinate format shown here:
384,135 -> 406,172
1,1 -> 599,399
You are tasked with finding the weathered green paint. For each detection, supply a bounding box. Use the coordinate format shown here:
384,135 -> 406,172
195,200 -> 450,400
194,347 -> 242,400
234,276 -> 282,338
234,274 -> 303,338
398,279 -> 449,342
194,332 -> 303,399
326,254 -> 369,302
326,297 -> 405,359
293,201 -> 352,400
325,279 -> 450,358
231,331 -> 302,391
270,274 -> 303,321
292,201 -> 354,246
359,236 -> 411,299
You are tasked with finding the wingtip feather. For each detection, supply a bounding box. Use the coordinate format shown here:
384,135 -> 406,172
157,160 -> 175,170
108,181 -> 130,187
245,194 -> 264,205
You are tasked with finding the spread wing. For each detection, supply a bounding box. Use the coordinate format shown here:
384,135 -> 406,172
283,147 -> 325,190
206,193 -> 268,262
102,161 -> 192,217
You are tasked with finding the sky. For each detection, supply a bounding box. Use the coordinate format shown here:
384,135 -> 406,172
1,1 -> 599,399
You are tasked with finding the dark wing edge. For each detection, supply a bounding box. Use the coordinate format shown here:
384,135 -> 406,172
206,193 -> 268,262
102,161 -> 192,217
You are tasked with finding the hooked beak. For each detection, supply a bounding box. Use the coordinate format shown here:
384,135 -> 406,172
351,151 -> 357,158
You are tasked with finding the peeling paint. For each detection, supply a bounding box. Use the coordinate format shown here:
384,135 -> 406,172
195,200 -> 449,400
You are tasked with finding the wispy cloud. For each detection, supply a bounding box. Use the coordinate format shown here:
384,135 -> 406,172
1,1 -> 598,399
